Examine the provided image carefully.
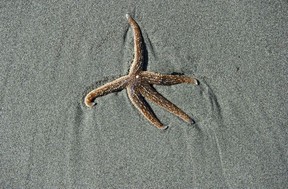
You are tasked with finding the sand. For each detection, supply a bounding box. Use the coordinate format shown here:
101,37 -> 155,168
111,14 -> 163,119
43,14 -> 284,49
1,1 -> 287,188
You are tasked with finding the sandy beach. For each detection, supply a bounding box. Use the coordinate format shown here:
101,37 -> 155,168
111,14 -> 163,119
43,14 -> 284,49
1,1 -> 287,188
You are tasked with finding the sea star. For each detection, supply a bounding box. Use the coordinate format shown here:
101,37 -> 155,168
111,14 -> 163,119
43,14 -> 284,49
84,14 -> 198,130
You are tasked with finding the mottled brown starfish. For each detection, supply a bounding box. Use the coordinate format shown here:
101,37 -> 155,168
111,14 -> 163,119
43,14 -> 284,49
84,14 -> 198,130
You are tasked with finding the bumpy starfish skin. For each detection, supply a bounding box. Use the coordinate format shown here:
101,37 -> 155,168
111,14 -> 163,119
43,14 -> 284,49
84,14 -> 198,130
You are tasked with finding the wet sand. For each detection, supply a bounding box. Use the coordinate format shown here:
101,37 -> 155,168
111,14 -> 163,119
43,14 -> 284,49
1,1 -> 287,188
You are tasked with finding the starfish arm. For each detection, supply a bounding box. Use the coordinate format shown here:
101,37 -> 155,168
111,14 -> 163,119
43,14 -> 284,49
140,71 -> 198,85
139,83 -> 195,124
126,14 -> 144,74
84,75 -> 130,107
127,85 -> 168,130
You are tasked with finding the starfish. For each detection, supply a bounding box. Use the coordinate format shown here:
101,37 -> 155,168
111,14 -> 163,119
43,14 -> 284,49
84,14 -> 198,130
